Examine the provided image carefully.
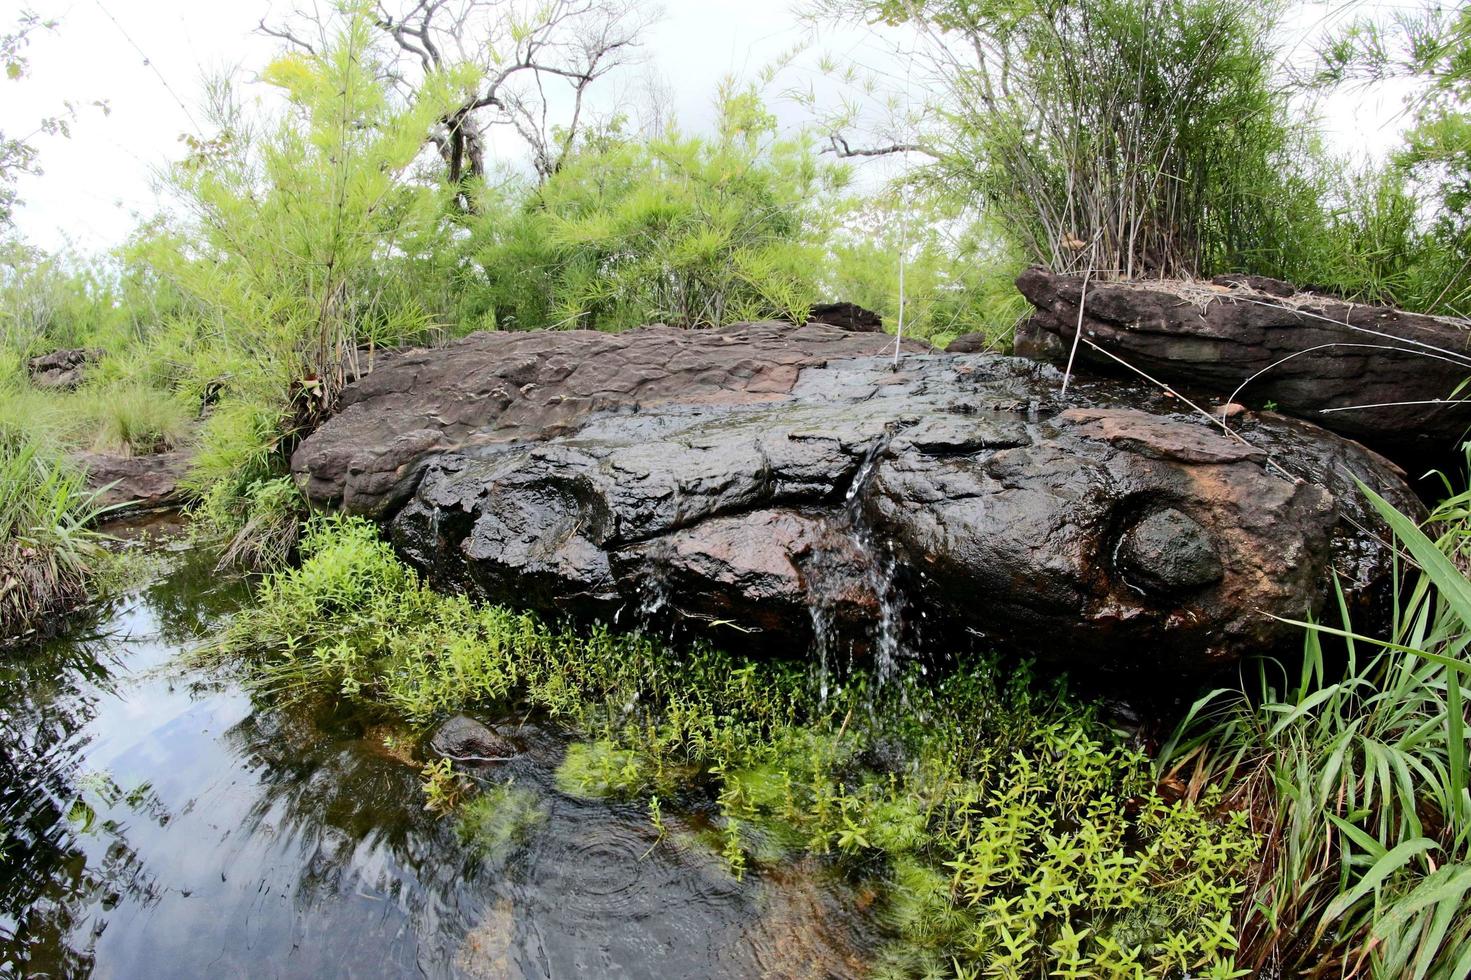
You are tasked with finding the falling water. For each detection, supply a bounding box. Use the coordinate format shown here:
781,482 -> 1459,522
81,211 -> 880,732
804,430 -> 906,703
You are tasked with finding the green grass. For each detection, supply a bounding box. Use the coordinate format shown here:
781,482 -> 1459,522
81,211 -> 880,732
76,383 -> 193,457
0,440 -> 110,639
1162,475 -> 1471,977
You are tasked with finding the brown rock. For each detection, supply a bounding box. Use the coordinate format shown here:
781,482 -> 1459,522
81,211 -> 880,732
294,324 -> 1421,678
27,348 -> 100,389
1014,267 -> 1471,460
76,451 -> 191,514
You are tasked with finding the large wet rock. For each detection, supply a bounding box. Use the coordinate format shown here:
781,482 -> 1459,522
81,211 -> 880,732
1014,268 -> 1471,460
294,322 -> 1419,678
293,322 -> 928,518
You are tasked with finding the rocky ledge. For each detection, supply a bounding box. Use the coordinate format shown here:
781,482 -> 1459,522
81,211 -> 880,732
1014,268 -> 1471,461
293,320 -> 1417,679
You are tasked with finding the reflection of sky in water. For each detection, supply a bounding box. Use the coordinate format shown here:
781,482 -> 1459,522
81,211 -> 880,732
0,550 -> 869,979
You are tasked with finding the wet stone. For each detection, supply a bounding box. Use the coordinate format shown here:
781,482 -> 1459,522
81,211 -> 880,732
296,322 -> 1422,677
1117,508 -> 1224,594
430,715 -> 518,763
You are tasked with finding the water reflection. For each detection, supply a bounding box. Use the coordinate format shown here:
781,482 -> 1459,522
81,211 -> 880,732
0,547 -> 871,978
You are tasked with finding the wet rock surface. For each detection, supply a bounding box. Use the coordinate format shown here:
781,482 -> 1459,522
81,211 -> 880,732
77,450 -> 191,513
27,348 -> 100,389
1014,267 -> 1471,460
429,714 -> 518,763
295,321 -> 1419,677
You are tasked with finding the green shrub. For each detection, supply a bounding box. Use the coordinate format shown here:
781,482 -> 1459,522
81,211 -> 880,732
472,85 -> 845,331
836,0 -> 1306,281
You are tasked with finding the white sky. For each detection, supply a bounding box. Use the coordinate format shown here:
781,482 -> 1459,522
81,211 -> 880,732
0,0 -> 1424,255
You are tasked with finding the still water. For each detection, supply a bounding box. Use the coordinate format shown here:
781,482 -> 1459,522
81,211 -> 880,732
0,542 -> 869,978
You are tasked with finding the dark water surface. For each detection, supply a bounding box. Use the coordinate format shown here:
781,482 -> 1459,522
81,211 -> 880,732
0,544 -> 868,978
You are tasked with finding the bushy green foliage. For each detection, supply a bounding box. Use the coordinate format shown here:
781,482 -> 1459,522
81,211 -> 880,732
471,86 -> 846,331
159,11 -> 471,416
231,516 -> 1257,976
839,0 -> 1305,281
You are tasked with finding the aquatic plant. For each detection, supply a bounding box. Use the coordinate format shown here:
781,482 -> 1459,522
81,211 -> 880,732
232,515 -> 1259,975
454,783 -> 546,863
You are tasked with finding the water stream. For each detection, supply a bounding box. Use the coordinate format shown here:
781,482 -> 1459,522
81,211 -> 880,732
0,539 -> 872,978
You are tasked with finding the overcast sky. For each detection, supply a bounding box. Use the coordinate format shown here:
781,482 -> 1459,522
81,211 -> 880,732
0,0 -> 1421,255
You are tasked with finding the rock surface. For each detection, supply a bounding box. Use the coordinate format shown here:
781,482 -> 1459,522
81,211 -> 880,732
429,715 -> 518,763
294,322 -> 1419,678
807,302 -> 884,333
77,451 -> 191,513
27,348 -> 100,389
293,322 -> 928,518
1014,268 -> 1471,457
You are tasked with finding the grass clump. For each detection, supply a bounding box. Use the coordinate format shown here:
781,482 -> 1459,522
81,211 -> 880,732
0,441 -> 109,640
230,515 -> 1258,976
78,383 -> 193,457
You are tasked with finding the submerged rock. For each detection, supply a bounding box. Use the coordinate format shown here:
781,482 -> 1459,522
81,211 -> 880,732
294,321 -> 1419,679
27,348 -> 100,389
1014,267 -> 1471,460
430,715 -> 518,763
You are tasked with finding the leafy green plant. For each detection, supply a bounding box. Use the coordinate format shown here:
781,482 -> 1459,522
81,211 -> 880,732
420,757 -> 468,814
229,515 -> 1259,976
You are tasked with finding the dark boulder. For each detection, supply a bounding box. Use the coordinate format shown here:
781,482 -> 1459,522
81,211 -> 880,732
294,322 -> 1419,679
946,333 -> 994,354
27,348 -> 100,389
808,302 -> 884,333
1014,267 -> 1471,461
429,715 -> 518,763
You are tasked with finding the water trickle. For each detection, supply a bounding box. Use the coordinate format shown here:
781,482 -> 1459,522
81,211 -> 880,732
845,433 -> 906,686
803,431 -> 909,699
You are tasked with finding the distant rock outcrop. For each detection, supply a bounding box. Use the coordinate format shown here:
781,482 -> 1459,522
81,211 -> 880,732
1014,268 -> 1471,459
807,302 -> 885,333
27,348 -> 100,390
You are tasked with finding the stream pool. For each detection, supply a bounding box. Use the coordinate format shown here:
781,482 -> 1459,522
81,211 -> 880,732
0,539 -> 871,978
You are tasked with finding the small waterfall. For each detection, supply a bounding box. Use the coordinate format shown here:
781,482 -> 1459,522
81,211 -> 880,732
804,430 -> 907,702
843,433 -> 904,685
